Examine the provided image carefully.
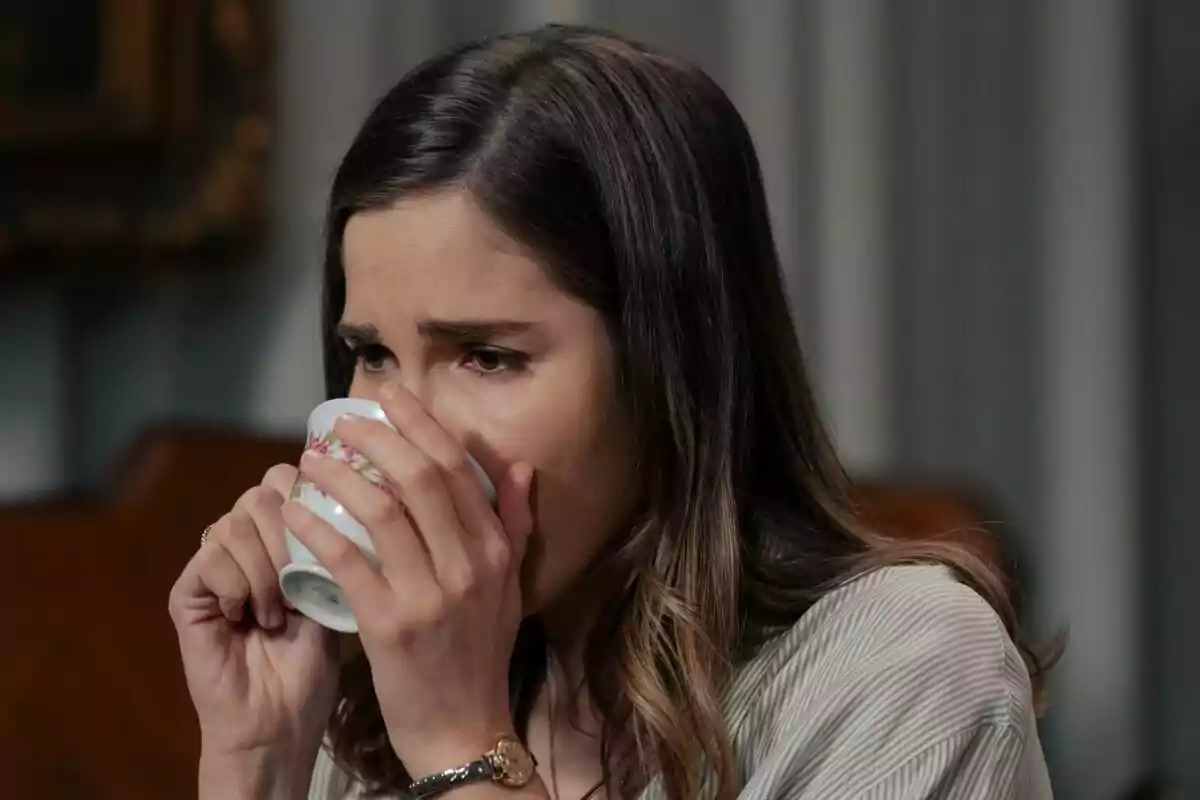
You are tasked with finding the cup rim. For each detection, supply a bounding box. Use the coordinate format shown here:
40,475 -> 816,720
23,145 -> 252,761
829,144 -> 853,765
278,562 -> 360,633
307,397 -> 391,435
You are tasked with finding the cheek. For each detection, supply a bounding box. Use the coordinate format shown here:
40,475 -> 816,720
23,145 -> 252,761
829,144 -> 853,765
521,437 -> 635,609
479,384 -> 636,610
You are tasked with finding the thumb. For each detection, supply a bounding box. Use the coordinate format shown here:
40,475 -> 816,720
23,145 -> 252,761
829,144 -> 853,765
497,463 -> 535,564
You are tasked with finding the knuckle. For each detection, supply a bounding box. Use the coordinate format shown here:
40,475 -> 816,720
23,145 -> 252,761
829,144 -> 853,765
197,544 -> 253,600
363,606 -> 410,641
362,492 -> 402,527
244,557 -> 278,590
484,539 -> 511,572
412,593 -> 450,626
399,458 -> 440,493
263,463 -> 298,491
219,597 -> 247,618
207,550 -> 249,594
442,566 -> 478,600
201,515 -> 229,545
369,607 -> 409,639
325,536 -> 361,571
248,486 -> 284,514
235,486 -> 261,510
358,609 -> 391,639
227,514 -> 260,544
252,584 -> 282,607
376,594 -> 446,637
201,516 -> 234,549
444,453 -> 471,480
193,539 -> 220,568
167,578 -> 186,620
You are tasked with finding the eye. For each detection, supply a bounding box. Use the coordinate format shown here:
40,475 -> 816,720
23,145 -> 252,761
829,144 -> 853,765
348,343 -> 394,375
460,346 -> 529,376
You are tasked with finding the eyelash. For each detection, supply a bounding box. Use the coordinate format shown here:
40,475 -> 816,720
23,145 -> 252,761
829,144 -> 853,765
346,343 -> 529,377
460,345 -> 529,376
348,343 -> 392,374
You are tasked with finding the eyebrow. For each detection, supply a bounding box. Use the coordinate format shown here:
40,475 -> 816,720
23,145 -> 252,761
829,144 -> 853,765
335,322 -> 381,344
418,319 -> 539,341
336,319 -> 539,344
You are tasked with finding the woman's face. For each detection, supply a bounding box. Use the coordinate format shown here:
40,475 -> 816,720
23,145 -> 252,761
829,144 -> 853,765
340,190 -> 638,616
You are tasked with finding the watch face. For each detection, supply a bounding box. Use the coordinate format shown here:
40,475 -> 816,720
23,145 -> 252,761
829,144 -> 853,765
491,736 -> 536,787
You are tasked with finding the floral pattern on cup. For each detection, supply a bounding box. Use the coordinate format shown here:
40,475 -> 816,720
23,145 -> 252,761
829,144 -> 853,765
290,431 -> 388,501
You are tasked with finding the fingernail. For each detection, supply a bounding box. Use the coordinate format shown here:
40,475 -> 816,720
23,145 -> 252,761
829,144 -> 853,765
254,601 -> 281,629
335,413 -> 363,430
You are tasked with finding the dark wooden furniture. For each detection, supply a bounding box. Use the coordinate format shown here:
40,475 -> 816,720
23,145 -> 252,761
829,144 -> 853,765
0,428 -> 1006,798
0,428 -> 300,798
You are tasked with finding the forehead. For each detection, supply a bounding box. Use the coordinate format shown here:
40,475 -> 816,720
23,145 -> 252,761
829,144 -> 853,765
341,191 -> 556,322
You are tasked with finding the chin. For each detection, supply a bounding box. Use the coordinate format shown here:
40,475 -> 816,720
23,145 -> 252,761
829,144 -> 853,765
518,578 -> 555,619
518,562 -> 580,621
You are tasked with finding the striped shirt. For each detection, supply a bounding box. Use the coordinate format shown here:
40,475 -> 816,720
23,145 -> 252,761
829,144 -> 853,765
309,565 -> 1053,799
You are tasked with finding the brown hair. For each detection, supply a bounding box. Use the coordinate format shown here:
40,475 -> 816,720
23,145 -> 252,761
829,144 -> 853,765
319,24 -> 1055,799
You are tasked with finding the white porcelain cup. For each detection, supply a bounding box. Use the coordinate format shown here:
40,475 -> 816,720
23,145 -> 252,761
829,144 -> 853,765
279,398 -> 496,632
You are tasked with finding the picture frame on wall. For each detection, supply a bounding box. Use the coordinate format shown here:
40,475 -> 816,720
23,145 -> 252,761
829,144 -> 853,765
0,0 -> 274,272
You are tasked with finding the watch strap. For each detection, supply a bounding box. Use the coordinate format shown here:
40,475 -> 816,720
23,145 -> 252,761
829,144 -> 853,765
406,756 -> 496,799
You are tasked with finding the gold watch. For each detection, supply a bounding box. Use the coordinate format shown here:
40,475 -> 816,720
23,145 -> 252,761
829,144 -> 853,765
406,734 -> 537,798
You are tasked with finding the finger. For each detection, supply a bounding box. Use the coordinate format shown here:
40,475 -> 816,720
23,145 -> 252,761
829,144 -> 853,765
297,450 -> 432,581
331,417 -> 475,590
169,548 -> 236,658
261,462 -> 299,498
221,504 -> 287,630
281,500 -> 395,615
377,385 -> 497,530
237,482 -> 292,575
496,463 -> 536,567
186,531 -> 252,623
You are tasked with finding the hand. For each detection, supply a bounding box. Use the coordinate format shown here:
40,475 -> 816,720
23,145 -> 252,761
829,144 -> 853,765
168,464 -> 341,794
281,386 -> 534,779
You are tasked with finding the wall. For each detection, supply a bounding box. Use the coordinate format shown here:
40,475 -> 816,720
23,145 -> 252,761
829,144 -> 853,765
1144,0 -> 1200,791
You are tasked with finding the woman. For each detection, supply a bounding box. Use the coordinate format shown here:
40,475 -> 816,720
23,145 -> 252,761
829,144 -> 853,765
169,24 -> 1053,800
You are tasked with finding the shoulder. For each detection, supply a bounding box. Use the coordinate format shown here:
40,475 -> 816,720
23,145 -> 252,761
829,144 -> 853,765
764,564 -> 1029,721
726,565 -> 1045,796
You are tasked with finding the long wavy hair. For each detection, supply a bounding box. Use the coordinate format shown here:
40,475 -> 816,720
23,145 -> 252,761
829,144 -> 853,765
319,24 -> 1052,800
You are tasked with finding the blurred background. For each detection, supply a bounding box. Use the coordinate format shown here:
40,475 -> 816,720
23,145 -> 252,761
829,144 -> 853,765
1,0 -> 1196,797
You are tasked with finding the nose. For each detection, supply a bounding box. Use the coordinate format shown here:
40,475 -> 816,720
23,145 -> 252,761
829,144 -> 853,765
348,375 -> 426,405
347,377 -> 385,405
348,375 -> 469,442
